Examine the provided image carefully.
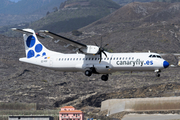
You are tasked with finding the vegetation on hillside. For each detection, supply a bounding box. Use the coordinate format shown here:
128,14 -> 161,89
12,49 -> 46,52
0,0 -> 66,15
29,0 -> 120,33
112,0 -> 154,4
154,0 -> 180,2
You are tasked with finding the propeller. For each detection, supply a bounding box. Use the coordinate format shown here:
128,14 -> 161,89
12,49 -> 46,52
94,37 -> 108,63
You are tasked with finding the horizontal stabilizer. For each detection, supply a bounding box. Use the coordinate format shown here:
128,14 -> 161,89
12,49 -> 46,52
11,28 -> 33,34
12,28 -> 45,39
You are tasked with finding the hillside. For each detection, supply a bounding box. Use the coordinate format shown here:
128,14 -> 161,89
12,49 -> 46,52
0,0 -> 66,15
0,0 -> 14,8
74,2 -> 180,53
29,0 -> 120,33
0,0 -> 66,26
113,0 -> 154,5
1,1 -> 180,120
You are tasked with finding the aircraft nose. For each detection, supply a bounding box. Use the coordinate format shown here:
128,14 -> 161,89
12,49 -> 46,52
163,61 -> 169,68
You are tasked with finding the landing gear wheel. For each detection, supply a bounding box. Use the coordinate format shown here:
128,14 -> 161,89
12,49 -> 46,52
101,74 -> 109,81
85,70 -> 92,77
156,73 -> 160,77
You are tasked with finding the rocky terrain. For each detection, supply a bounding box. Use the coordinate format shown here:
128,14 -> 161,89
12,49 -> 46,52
1,1 -> 180,120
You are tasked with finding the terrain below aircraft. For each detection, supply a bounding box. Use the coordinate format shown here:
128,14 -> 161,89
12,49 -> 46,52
12,28 -> 169,81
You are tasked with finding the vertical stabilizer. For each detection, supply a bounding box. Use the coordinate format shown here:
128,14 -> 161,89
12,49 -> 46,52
12,28 -> 50,59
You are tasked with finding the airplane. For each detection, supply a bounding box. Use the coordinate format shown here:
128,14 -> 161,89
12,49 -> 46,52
12,28 -> 169,81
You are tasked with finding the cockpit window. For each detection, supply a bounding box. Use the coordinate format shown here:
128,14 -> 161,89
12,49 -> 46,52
157,55 -> 161,58
152,55 -> 156,57
149,54 -> 162,58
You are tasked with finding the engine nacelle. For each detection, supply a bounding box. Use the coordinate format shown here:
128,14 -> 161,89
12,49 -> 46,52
80,45 -> 99,54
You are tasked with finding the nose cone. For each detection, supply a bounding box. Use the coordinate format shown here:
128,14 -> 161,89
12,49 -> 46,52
163,61 -> 169,68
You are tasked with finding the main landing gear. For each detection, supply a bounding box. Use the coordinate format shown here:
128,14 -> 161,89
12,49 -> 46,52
85,70 -> 92,77
84,69 -> 109,81
101,74 -> 109,81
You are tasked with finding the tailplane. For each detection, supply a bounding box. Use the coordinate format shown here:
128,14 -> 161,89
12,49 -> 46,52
12,28 -> 50,59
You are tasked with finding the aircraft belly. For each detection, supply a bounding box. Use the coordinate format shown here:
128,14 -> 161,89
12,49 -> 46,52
49,62 -> 83,72
113,65 -> 162,71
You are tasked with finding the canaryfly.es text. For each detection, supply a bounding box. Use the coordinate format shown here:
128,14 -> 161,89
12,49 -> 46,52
116,59 -> 144,66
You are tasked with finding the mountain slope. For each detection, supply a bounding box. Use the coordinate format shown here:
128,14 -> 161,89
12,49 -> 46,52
0,0 -> 66,15
0,0 -> 14,9
113,0 -> 154,5
74,2 -> 180,53
29,0 -> 120,33
1,2 -> 180,116
0,0 -> 66,26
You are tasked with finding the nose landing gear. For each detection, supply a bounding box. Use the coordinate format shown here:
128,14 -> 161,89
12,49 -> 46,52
155,69 -> 161,77
156,73 -> 160,77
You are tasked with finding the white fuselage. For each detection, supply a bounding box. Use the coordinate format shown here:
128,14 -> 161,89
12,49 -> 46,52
19,52 -> 166,74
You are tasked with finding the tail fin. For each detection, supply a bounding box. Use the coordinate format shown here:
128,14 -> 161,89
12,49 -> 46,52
12,28 -> 49,59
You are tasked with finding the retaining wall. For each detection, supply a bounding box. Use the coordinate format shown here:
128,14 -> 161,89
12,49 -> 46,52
101,97 -> 180,115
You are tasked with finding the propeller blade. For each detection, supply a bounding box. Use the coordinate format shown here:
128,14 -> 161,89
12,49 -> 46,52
99,52 -> 102,63
101,36 -> 102,47
96,48 -> 101,55
103,44 -> 108,48
102,51 -> 107,58
94,41 -> 98,46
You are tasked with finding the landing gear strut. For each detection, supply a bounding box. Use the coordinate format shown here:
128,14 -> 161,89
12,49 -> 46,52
156,73 -> 160,77
155,69 -> 161,77
101,74 -> 109,81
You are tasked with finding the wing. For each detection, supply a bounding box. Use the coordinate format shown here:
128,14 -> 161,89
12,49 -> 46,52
39,30 -> 87,52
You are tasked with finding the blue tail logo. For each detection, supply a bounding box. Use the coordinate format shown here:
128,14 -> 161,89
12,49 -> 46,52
26,35 -> 46,58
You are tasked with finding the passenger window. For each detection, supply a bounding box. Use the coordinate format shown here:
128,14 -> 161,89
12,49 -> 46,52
64,58 -> 66,61
86,58 -> 88,60
92,58 -> 94,60
110,58 -> 112,60
126,57 -> 128,60
83,58 -> 85,60
117,58 -> 118,60
89,58 -> 91,60
113,58 -> 115,60
107,58 -> 109,60
129,57 -> 131,60
76,58 -> 78,60
122,57 -> 124,60
59,58 -> 61,61
62,58 -> 63,61
104,58 -> 106,60
119,58 -> 121,60
132,57 -> 134,60
95,58 -> 97,60
79,58 -> 81,60
67,58 -> 69,61
73,58 -> 75,60
70,58 -> 72,61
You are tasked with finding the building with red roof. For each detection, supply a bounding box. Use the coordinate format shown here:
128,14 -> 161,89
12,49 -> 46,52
59,106 -> 84,120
